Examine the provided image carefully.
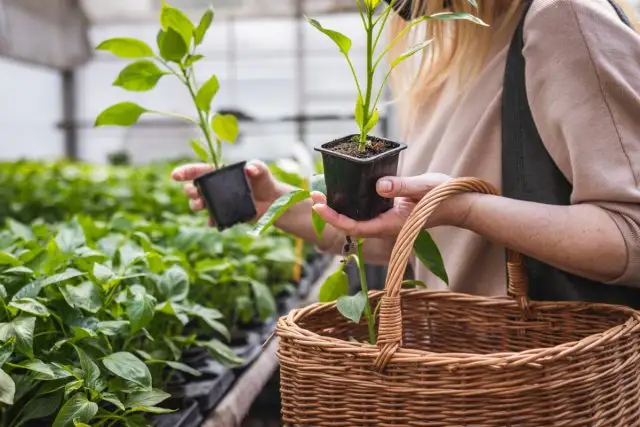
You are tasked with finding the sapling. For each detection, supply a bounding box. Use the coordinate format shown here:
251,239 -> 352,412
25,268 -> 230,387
254,0 -> 483,344
95,1 -> 256,229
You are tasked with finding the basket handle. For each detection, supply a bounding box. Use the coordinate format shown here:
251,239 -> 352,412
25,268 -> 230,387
374,177 -> 531,370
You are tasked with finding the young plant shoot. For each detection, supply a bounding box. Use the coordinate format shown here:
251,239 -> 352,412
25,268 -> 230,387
254,0 -> 483,344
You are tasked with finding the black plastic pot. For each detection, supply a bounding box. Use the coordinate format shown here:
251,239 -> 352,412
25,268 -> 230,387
153,399 -> 202,427
238,316 -> 276,342
193,161 -> 257,230
315,135 -> 407,221
230,331 -> 261,372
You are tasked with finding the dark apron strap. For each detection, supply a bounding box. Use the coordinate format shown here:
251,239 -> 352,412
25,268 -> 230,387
501,0 -> 640,307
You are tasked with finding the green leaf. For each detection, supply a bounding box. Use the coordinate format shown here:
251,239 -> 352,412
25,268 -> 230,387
157,27 -> 187,62
190,139 -> 210,163
95,102 -> 149,127
11,392 -> 62,426
0,252 -> 19,266
0,316 -> 35,357
0,338 -> 15,366
6,219 -> 34,241
199,339 -> 243,366
16,359 -> 54,378
93,263 -> 114,283
127,406 -> 175,414
305,17 -> 352,55
64,380 -> 84,397
0,369 -> 14,405
157,265 -> 189,302
194,8 -> 214,45
211,114 -> 239,143
9,298 -> 50,317
364,0 -> 381,10
355,94 -> 364,129
318,268 -> 349,303
251,281 -> 277,320
414,230 -> 448,285
125,389 -> 170,408
363,109 -> 379,135
185,304 -> 228,339
126,286 -> 156,333
337,292 -> 368,324
52,393 -> 98,427
195,75 -> 220,112
97,321 -> 129,337
3,266 -> 34,276
101,392 -> 125,411
96,38 -> 153,58
160,1 -> 195,46
184,54 -> 204,67
75,346 -> 101,392
102,352 -> 152,391
156,301 -> 189,325
253,190 -> 310,235
429,11 -> 487,26
401,280 -> 428,288
113,60 -> 167,92
55,220 -> 86,253
390,39 -> 433,69
12,281 -> 42,301
41,269 -> 84,287
165,361 -> 201,377
311,211 -> 327,242
60,282 -> 102,313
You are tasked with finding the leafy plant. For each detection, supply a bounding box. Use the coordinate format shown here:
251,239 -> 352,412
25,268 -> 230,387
307,0 -> 485,150
95,1 -> 239,169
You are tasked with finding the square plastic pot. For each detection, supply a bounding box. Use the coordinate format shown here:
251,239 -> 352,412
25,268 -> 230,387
153,399 -> 202,427
193,161 -> 257,229
315,135 -> 407,221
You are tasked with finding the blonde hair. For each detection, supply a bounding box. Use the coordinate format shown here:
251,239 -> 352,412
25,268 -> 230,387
389,0 -> 638,134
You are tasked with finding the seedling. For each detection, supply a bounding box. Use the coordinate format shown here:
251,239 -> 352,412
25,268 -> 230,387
94,1 -> 257,229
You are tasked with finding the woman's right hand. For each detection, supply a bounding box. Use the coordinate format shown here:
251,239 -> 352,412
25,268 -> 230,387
171,160 -> 287,224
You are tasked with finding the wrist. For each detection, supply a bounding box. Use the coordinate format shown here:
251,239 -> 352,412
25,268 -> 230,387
444,192 -> 481,228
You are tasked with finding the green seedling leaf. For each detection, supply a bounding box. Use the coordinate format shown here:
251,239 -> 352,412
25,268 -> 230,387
0,252 -> 19,266
251,281 -> 277,320
185,304 -> 228,339
157,27 -> 187,62
101,392 -> 125,411
337,292 -> 368,324
160,1 -> 195,46
0,369 -> 14,405
42,268 -> 84,287
402,280 -> 428,288
311,210 -> 327,242
190,139 -> 210,163
414,230 -> 448,285
126,286 -> 156,333
156,300 -> 189,325
194,8 -> 214,45
429,11 -> 487,26
11,392 -> 62,426
55,219 -> 86,253
126,389 -> 171,408
253,190 -> 310,235
157,265 -> 189,302
103,352 -> 152,391
96,38 -> 153,58
97,321 -> 129,337
75,346 -> 102,392
15,359 -> 54,378
318,268 -> 349,302
0,338 -> 15,366
12,281 -> 42,301
9,298 -> 50,317
212,114 -> 239,142
6,219 -> 34,241
364,0 -> 381,10
52,393 -> 98,427
165,361 -> 201,377
60,281 -> 102,313
119,242 -> 145,267
355,94 -> 364,129
199,339 -> 243,366
184,54 -> 204,67
390,39 -> 433,69
114,60 -> 167,92
64,379 -> 84,397
127,406 -> 175,414
3,266 -> 34,276
0,316 -> 35,357
195,75 -> 220,112
93,263 -> 114,283
363,109 -> 379,135
95,102 -> 149,127
306,17 -> 352,55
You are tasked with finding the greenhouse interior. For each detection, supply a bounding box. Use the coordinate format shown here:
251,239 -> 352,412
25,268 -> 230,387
1,0 -> 639,426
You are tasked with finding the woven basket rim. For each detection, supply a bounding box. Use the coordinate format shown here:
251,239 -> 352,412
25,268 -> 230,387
277,289 -> 640,368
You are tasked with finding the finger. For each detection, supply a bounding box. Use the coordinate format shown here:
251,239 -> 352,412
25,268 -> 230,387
183,183 -> 200,199
245,159 -> 269,179
312,204 -> 395,237
310,191 -> 327,205
189,198 -> 205,212
377,173 -> 450,198
172,163 -> 214,182
208,217 -> 216,228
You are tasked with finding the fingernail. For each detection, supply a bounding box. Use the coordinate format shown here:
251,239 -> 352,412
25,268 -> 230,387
246,165 -> 259,176
378,179 -> 392,193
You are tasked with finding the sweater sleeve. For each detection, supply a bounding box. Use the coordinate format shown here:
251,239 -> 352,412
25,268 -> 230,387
523,0 -> 640,286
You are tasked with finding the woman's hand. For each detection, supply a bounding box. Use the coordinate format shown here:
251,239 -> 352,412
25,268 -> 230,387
311,173 -> 475,238
171,160 -> 288,225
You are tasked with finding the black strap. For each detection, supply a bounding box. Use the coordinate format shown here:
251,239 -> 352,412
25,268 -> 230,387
502,0 -> 640,308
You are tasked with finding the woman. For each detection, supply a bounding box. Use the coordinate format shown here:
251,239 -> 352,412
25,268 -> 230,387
173,0 -> 640,301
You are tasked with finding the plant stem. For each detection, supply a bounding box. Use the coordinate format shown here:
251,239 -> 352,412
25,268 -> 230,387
181,68 -> 220,169
359,9 -> 375,149
356,239 -> 376,344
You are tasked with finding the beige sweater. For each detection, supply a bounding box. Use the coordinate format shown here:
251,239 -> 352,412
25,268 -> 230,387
400,0 -> 640,296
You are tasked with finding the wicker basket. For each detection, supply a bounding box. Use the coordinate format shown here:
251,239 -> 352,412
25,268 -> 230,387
277,178 -> 640,426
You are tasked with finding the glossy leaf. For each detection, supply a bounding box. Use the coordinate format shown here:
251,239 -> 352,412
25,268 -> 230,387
251,281 -> 277,321
6,219 -> 34,241
0,338 -> 15,366
102,352 -> 152,391
119,242 -> 145,267
157,27 -> 187,62
9,298 -> 50,317
194,8 -> 214,45
0,369 -> 14,405
429,11 -> 487,26
165,361 -> 201,377
253,190 -> 310,235
113,60 -> 167,92
195,75 -> 220,112
157,265 -> 189,302
127,406 -> 174,414
306,17 -> 352,55
11,392 -> 62,426
390,39 -> 433,69
363,109 -> 379,135
61,281 -> 102,313
41,269 -> 84,287
337,292 -> 368,324
93,263 -> 114,283
184,54 -> 204,67
199,339 -> 243,366
126,286 -> 156,333
0,252 -> 20,266
211,114 -> 239,143
52,393 -> 98,427
160,1 -> 194,46
414,230 -> 448,284
355,94 -> 364,129
96,38 -> 153,58
125,389 -> 170,408
95,102 -> 149,127
97,321 -> 129,337
75,346 -> 101,392
318,268 -> 349,302
311,210 -> 326,242
190,139 -> 210,163
0,316 -> 35,357
101,392 -> 125,411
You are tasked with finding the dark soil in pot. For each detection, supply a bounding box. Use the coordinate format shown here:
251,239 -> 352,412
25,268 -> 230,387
153,399 -> 202,427
193,161 -> 257,230
315,135 -> 407,221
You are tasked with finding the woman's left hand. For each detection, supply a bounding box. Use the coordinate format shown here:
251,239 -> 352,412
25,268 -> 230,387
311,173 -> 475,238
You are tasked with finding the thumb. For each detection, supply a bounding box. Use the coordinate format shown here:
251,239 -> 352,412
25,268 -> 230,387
244,159 -> 271,181
171,163 -> 213,182
377,173 -> 450,199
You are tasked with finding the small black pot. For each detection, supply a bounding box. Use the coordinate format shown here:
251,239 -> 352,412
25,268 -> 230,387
230,331 -> 261,372
315,135 -> 407,221
153,399 -> 202,427
193,161 -> 257,230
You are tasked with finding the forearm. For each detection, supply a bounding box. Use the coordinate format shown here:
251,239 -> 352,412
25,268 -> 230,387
458,194 -> 627,282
